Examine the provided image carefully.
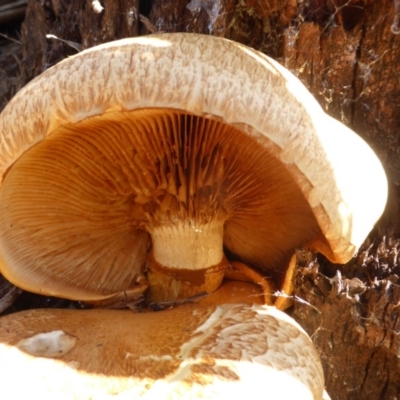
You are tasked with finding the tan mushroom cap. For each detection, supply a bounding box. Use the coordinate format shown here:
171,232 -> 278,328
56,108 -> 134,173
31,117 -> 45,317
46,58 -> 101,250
0,282 -> 325,399
0,33 -> 387,300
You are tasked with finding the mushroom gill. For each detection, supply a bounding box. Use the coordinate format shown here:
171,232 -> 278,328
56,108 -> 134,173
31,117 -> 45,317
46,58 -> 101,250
0,108 -> 320,301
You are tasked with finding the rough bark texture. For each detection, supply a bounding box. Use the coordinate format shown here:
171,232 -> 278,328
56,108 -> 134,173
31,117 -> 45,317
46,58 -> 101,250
293,243 -> 400,400
1,1 -> 400,399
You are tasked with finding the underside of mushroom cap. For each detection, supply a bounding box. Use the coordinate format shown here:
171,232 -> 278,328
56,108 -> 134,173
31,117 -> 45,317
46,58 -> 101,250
0,109 -> 321,299
0,33 -> 387,299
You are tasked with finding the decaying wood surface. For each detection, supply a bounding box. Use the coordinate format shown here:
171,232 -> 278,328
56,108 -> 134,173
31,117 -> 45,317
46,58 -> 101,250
293,241 -> 400,399
0,1 -> 400,399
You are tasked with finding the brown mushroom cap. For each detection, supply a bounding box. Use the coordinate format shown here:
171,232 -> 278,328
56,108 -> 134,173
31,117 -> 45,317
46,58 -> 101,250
0,284 -> 325,399
0,33 -> 387,300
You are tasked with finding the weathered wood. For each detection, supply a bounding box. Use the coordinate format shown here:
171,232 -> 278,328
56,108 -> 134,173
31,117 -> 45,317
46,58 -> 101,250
292,242 -> 400,399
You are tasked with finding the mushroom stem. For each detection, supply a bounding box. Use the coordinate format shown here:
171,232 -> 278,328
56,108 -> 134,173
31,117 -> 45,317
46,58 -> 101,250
274,253 -> 297,310
146,220 -> 226,302
150,220 -> 224,270
228,261 -> 274,306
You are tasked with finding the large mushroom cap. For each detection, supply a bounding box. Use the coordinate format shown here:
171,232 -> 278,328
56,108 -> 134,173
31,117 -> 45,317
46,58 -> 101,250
0,33 -> 387,300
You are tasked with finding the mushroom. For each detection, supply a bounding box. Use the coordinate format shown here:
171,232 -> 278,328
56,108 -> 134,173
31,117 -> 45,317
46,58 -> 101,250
0,33 -> 387,305
0,32 -> 386,400
0,281 -> 329,399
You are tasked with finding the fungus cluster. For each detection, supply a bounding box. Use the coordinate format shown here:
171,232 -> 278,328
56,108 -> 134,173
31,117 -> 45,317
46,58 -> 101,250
0,33 -> 387,399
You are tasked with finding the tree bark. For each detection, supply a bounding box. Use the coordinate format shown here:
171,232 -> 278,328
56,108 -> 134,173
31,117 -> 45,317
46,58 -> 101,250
1,1 -> 400,399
